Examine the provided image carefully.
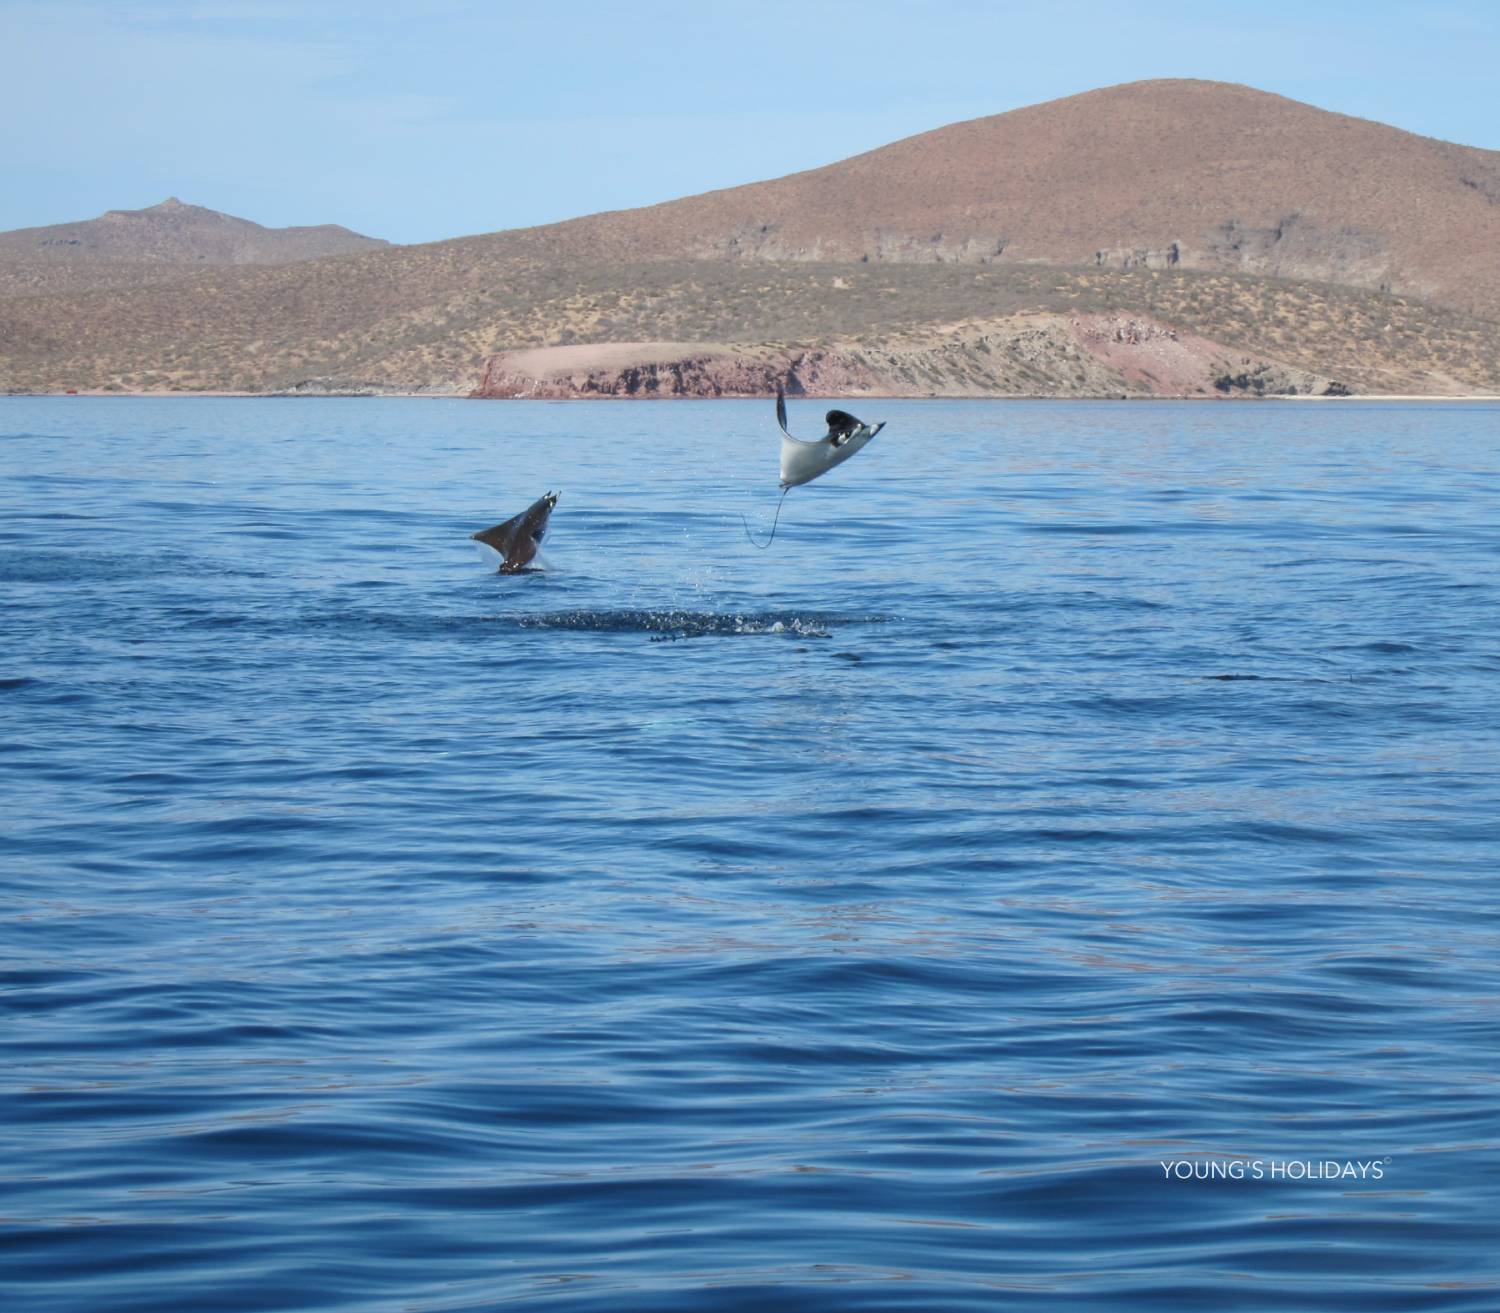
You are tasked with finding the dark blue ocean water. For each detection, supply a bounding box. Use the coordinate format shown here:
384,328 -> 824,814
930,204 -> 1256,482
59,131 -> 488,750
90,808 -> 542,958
3,396 -> 1498,1312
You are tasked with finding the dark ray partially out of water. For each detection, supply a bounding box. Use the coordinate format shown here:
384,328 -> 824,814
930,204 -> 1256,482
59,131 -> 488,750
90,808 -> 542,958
2,397 -> 1499,1313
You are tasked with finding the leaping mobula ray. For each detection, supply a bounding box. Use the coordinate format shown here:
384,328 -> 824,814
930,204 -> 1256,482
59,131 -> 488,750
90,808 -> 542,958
744,389 -> 885,548
775,388 -> 885,489
472,491 -> 558,572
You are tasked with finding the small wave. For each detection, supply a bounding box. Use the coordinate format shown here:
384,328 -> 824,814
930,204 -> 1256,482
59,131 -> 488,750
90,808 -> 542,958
1020,521 -> 1158,536
1336,640 -> 1420,654
1046,591 -> 1170,613
0,549 -> 258,583
1197,673 -> 1326,683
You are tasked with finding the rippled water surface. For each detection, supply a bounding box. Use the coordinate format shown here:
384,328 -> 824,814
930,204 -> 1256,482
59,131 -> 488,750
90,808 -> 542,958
3,397 -> 1499,1311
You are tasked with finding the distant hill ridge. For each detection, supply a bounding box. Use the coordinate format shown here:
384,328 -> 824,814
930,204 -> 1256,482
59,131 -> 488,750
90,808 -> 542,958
0,197 -> 388,298
0,197 -> 386,266
474,79 -> 1500,320
3,80 -> 1499,396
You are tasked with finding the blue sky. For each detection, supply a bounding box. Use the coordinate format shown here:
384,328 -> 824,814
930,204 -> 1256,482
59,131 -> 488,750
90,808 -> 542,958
2,1 -> 1497,245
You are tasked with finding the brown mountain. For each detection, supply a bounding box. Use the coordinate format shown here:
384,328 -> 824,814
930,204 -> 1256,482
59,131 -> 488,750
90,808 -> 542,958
480,78 -> 1500,320
0,198 -> 387,297
2,81 -> 1498,397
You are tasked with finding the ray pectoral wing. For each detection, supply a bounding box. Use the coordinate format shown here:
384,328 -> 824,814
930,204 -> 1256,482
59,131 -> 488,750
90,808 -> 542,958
776,387 -> 793,438
471,521 -> 516,552
779,427 -> 829,488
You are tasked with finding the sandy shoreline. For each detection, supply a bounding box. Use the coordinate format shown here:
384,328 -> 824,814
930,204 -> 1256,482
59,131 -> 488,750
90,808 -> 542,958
8,391 -> 1499,402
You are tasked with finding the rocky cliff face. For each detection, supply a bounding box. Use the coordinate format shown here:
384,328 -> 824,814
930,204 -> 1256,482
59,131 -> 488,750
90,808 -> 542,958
472,315 -> 1338,401
1196,214 -> 1393,288
693,223 -> 1014,266
474,344 -> 882,399
1085,213 -> 1397,292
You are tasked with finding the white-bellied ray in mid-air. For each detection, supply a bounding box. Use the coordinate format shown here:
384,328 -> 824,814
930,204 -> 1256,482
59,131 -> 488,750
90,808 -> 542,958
743,388 -> 886,547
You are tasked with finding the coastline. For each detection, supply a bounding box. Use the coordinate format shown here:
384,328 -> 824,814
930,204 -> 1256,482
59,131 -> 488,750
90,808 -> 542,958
7,390 -> 1500,402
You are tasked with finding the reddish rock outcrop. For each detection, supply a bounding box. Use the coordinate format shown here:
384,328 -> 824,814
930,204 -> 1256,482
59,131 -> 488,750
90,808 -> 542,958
471,316 -> 1335,401
472,343 -> 883,399
875,313 -> 1330,397
1068,314 -> 1324,395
